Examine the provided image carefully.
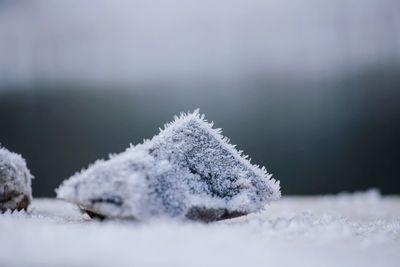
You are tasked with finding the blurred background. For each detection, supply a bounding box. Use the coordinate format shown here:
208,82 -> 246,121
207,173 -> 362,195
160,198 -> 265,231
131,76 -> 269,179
0,0 -> 399,197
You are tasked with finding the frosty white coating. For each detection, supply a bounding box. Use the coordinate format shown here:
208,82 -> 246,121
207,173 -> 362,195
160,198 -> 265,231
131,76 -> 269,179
56,110 -> 280,221
0,146 -> 33,212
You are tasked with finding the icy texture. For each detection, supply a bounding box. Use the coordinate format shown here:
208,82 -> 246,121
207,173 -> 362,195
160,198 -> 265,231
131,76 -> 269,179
56,110 -> 280,221
0,146 -> 33,212
1,192 -> 399,267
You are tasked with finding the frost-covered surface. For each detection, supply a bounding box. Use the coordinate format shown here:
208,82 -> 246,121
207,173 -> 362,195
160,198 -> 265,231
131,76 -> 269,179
0,191 -> 399,267
0,146 -> 33,211
57,110 -> 280,221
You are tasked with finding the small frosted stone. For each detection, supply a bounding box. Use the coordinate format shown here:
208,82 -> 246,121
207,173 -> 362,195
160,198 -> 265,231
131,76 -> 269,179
0,147 -> 33,212
56,110 -> 280,221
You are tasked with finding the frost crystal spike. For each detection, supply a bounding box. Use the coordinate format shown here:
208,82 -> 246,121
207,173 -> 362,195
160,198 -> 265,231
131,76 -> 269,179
0,146 -> 33,212
56,110 -> 280,221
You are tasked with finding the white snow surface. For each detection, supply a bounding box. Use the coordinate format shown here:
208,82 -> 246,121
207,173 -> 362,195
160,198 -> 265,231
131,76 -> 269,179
0,190 -> 399,267
56,110 -> 280,220
0,146 -> 33,210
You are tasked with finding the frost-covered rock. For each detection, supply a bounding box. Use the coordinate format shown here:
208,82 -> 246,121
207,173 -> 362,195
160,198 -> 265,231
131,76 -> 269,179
0,146 -> 33,212
56,110 -> 280,221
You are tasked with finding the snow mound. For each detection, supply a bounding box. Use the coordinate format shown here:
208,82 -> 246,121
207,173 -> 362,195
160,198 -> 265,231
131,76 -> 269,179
56,110 -> 280,221
0,146 -> 33,212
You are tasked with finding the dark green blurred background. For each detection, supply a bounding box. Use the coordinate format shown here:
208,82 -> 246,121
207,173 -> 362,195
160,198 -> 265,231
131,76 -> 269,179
1,0 -> 399,196
1,63 -> 399,196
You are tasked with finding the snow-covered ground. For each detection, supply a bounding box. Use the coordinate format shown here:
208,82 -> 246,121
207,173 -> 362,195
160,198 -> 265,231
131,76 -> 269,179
0,190 -> 399,267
